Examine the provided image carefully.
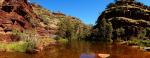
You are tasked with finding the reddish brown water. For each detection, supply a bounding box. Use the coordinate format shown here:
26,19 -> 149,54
0,41 -> 150,58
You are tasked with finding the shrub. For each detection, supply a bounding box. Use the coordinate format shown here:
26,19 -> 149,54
97,18 -> 113,41
57,37 -> 68,44
0,29 -> 56,52
128,39 -> 150,47
57,17 -> 92,40
0,41 -> 30,52
12,30 -> 39,46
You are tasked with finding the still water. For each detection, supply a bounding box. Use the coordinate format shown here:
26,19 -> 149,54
0,40 -> 150,58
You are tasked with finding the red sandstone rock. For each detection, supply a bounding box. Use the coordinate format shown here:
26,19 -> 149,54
0,0 -> 38,41
0,0 -> 55,42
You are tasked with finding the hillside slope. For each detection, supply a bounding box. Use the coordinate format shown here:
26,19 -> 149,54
0,0 -> 91,52
0,0 -> 91,42
32,4 -> 91,40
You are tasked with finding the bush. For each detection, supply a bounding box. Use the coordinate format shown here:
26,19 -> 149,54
128,39 -> 150,47
57,37 -> 68,44
12,30 -> 39,47
4,30 -> 56,52
97,18 -> 113,41
0,41 -> 30,52
57,17 -> 92,40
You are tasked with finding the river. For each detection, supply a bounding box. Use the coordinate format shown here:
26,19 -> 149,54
0,40 -> 150,58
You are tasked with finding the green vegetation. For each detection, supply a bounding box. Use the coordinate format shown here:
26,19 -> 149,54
116,27 -> 125,37
32,4 -> 92,41
94,0 -> 150,44
0,30 -> 55,52
57,37 -> 68,44
128,39 -> 150,47
96,18 -> 113,41
0,41 -> 30,52
2,0 -> 150,53
114,27 -> 125,41
0,4 -> 92,52
57,17 -> 92,40
137,28 -> 147,39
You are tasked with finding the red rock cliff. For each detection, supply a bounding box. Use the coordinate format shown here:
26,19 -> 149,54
0,0 -> 39,41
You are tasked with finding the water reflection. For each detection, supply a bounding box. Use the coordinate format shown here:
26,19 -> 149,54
80,53 -> 95,58
0,40 -> 150,58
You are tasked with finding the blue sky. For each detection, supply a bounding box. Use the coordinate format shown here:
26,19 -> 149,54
29,0 -> 150,25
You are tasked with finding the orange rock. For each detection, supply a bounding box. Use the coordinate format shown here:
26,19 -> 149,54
98,54 -> 110,58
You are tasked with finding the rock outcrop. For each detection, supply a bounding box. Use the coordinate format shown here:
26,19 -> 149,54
0,0 -> 45,41
94,0 -> 150,40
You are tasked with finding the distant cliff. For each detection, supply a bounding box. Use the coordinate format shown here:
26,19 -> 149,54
94,0 -> 150,41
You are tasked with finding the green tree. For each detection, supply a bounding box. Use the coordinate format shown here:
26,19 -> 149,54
98,18 -> 113,41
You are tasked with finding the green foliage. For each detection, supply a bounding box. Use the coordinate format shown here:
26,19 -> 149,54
12,30 -> 39,45
57,37 -> 68,44
95,0 -> 150,42
98,18 -> 113,41
2,29 -> 56,52
137,28 -> 146,39
32,4 -> 92,41
128,39 -> 150,47
116,27 -> 125,36
7,41 -> 29,52
0,41 -> 30,52
11,30 -> 39,52
41,15 -> 51,24
57,17 -> 92,40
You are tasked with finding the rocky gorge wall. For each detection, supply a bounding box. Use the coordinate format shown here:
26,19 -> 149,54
0,0 -> 91,42
94,0 -> 150,40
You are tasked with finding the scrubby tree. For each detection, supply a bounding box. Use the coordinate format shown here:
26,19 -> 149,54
97,18 -> 113,41
57,16 -> 92,40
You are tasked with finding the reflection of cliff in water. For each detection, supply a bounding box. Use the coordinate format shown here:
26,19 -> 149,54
80,53 -> 95,58
0,41 -> 150,58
